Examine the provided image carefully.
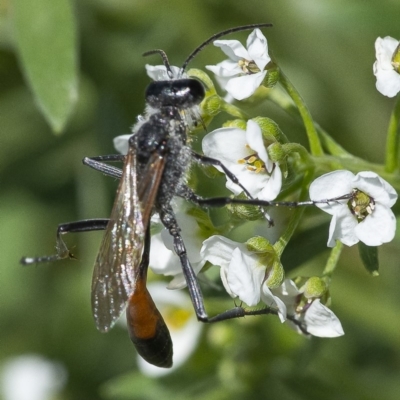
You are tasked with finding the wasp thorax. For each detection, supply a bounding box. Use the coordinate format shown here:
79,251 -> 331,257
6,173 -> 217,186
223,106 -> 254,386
348,189 -> 375,220
238,58 -> 260,74
145,79 -> 205,108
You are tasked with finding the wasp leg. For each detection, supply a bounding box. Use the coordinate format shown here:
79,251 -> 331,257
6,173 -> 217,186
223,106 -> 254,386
203,305 -> 309,335
191,151 -> 253,199
159,206 -> 208,321
177,186 -> 313,210
83,155 -> 124,179
20,219 -> 109,265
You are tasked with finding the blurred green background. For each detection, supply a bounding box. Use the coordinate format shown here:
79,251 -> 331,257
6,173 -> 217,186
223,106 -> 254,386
1,0 -> 400,399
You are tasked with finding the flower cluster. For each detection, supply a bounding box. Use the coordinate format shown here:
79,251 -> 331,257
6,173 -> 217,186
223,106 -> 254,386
114,28 -> 398,371
374,36 -> 400,97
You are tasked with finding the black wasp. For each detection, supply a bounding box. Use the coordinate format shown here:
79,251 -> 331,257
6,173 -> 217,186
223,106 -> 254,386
21,24 -> 281,368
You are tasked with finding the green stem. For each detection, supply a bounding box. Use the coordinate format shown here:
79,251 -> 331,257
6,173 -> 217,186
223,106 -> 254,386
221,100 -> 249,119
268,89 -> 352,157
323,241 -> 343,277
274,171 -> 313,256
279,71 -> 324,156
385,93 -> 400,173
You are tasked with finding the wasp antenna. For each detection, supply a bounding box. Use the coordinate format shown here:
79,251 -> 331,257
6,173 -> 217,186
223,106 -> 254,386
143,49 -> 174,79
180,23 -> 273,72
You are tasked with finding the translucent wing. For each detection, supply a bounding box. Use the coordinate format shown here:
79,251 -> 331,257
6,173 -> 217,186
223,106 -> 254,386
91,145 -> 166,332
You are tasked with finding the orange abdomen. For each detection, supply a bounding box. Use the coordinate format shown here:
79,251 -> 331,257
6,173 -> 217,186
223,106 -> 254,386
126,280 -> 173,368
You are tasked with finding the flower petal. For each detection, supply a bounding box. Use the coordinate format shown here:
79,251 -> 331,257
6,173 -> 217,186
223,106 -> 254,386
374,68 -> 400,97
261,283 -> 287,322
246,28 -> 271,71
225,71 -> 267,100
227,248 -> 264,306
374,37 -> 399,70
302,300 -> 344,338
145,64 -> 182,80
373,36 -> 400,97
354,204 -> 396,246
246,120 -> 272,172
258,164 -> 282,201
353,171 -> 398,208
213,39 -> 250,61
327,207 -> 358,247
206,59 -> 242,78
202,127 -> 248,167
309,170 -> 354,214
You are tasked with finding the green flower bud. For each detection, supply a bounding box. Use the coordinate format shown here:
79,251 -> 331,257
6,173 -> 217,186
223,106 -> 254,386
202,95 -> 222,117
303,277 -> 327,299
227,194 -> 265,221
252,117 -> 288,144
262,62 -> 280,88
264,259 -> 285,289
267,142 -> 285,163
246,236 -> 274,253
222,119 -> 247,130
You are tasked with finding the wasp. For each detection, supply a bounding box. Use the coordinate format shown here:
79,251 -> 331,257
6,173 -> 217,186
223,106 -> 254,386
22,24 -> 321,368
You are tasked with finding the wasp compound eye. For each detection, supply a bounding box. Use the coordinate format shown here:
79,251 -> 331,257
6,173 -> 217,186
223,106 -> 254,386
145,79 -> 205,108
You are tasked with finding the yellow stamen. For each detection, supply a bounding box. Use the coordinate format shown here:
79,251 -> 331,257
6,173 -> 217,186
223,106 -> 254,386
238,152 -> 266,174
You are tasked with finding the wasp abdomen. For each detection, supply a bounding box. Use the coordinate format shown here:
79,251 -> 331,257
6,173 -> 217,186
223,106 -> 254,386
126,282 -> 173,368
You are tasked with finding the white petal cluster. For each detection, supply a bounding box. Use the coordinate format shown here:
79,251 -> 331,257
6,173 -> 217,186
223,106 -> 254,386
373,36 -> 400,97
201,235 -> 344,338
202,120 -> 282,201
309,170 -> 397,247
206,29 -> 271,100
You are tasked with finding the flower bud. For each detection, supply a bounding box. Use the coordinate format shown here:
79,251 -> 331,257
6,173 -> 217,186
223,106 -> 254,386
252,117 -> 287,143
246,236 -> 273,253
264,259 -> 285,289
228,194 -> 264,221
202,95 -> 222,117
262,62 -> 279,88
222,119 -> 247,130
303,277 -> 327,299
267,142 -> 285,163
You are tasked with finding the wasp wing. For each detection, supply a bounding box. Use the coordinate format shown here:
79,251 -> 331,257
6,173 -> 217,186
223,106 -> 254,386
91,144 -> 166,332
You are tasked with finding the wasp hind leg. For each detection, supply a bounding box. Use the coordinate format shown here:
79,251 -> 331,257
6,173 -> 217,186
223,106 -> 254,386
20,219 -> 109,265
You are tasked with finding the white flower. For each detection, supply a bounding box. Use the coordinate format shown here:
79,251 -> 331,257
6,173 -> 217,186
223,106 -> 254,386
271,280 -> 344,338
201,237 -> 343,337
1,355 -> 67,400
310,170 -> 397,247
201,235 -> 266,306
200,235 -> 286,320
206,28 -> 271,100
202,120 -> 282,201
145,64 -> 183,81
373,36 -> 400,97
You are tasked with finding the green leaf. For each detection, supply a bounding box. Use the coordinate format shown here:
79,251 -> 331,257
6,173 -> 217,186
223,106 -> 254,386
11,0 -> 78,133
358,242 -> 379,276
